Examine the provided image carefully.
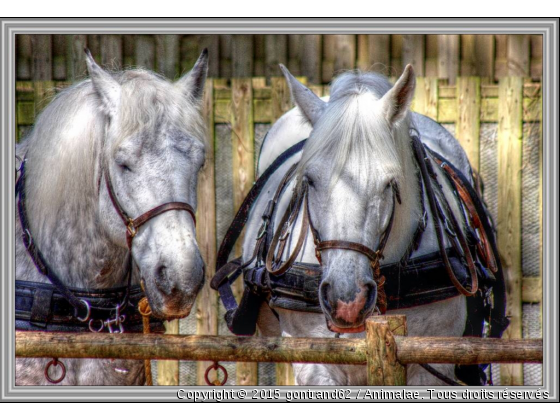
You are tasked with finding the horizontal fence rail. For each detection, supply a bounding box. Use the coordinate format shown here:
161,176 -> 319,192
16,333 -> 543,366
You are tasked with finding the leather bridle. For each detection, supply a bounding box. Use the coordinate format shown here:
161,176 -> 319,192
265,176 -> 401,313
104,167 -> 196,249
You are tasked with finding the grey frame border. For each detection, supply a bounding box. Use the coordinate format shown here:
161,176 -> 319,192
1,18 -> 557,402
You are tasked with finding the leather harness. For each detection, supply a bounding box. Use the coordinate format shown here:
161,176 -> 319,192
211,131 -> 509,386
15,158 -> 196,334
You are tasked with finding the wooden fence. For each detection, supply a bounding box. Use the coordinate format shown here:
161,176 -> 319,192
16,316 -> 543,387
15,76 -> 543,386
16,34 -> 542,84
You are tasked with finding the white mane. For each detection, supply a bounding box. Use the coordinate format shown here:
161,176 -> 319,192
23,69 -> 206,232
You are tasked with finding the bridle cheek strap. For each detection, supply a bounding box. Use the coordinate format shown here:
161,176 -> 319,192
104,170 -> 196,250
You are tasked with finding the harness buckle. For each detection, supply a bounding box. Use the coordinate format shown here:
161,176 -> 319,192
256,220 -> 268,240
76,299 -> 92,322
127,218 -> 137,239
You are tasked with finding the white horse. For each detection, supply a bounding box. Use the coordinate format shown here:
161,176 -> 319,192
243,65 -> 480,386
16,50 -> 209,385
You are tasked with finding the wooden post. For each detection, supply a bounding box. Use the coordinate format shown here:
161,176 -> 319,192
366,315 -> 407,386
157,320 -> 179,385
288,35 -> 303,76
474,35 -> 495,82
333,35 -> 356,75
322,35 -> 336,83
135,35 -> 156,70
425,35 -> 438,77
497,77 -> 524,385
232,35 -> 254,78
495,35 -> 508,80
195,79 -> 219,385
411,77 -> 438,120
507,35 -> 530,77
456,77 -> 481,171
231,78 -> 257,386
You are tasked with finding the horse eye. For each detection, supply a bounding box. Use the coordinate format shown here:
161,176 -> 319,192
119,164 -> 132,173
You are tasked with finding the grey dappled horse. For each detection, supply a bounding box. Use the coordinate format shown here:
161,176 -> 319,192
16,50 -> 209,385
244,65 -> 477,385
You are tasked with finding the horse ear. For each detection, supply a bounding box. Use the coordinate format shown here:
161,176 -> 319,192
84,48 -> 121,117
280,64 -> 326,126
381,64 -> 416,125
175,48 -> 209,104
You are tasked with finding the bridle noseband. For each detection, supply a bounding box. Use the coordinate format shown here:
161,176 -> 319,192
104,168 -> 196,249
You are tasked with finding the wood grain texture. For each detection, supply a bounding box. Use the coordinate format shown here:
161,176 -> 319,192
366,316 -> 407,386
156,320 -> 179,385
31,35 -> 52,81
497,77 -> 524,386
402,35 -> 425,76
412,77 -> 438,120
230,78 -> 257,385
156,35 -> 179,79
195,79 -> 219,385
456,77 -> 481,170
16,35 -> 32,80
437,35 -> 459,84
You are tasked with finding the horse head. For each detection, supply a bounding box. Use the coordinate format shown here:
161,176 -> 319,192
86,50 -> 208,319
280,64 -> 418,332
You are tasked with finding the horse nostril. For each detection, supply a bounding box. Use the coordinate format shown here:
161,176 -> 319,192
363,281 -> 377,314
320,282 -> 332,312
157,265 -> 168,282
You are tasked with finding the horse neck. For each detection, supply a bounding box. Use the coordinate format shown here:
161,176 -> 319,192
23,95 -> 130,290
381,126 -> 422,263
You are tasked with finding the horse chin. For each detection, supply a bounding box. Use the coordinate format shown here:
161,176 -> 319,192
326,320 -> 366,334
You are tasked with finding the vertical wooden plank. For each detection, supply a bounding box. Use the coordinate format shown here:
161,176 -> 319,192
333,35 -> 356,74
425,35 -> 439,77
301,34 -> 322,84
219,35 -> 232,79
390,34 -> 403,76
198,35 -> 220,78
288,35 -> 303,76
122,35 -> 135,69
156,320 -> 179,385
474,35 -> 494,82
180,35 -> 200,75
195,79 -> 219,385
31,35 -> 52,80
253,35 -> 266,76
52,35 -> 67,81
271,75 -> 295,385
87,34 -> 101,63
411,77 -> 438,121
231,78 -> 257,386
438,34 -> 460,84
495,35 -> 508,80
155,35 -> 179,79
356,34 -> 369,71
65,35 -> 87,81
456,77 -> 481,171
366,316 -> 407,386
367,35 -> 391,75
135,35 -> 156,70
460,35 -> 476,76
265,35 -> 287,79
497,77 -> 524,386
100,34 -> 123,70
322,35 -> 335,82
402,35 -> 425,76
232,35 -> 254,77
530,35 -> 543,81
507,35 -> 530,77
16,35 -> 32,80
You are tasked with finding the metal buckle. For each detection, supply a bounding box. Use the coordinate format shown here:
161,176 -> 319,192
76,299 -> 91,322
126,218 -> 137,239
256,220 -> 268,240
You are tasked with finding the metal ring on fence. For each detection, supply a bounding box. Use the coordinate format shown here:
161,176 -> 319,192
76,299 -> 91,322
88,318 -> 105,333
45,358 -> 66,384
204,361 -> 228,386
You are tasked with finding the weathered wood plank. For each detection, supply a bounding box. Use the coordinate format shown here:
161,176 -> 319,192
402,35 -> 425,76
135,35 -> 156,70
219,35 -> 232,79
390,34 -> 403,76
497,77 -> 524,386
425,35 -> 439,77
530,35 -> 543,81
366,316 -> 407,386
180,35 -> 200,75
301,34 -> 322,84
411,77 -> 438,120
155,35 -> 179,79
232,35 -> 254,78
231,78 -> 258,386
522,277 -> 542,303
474,35 -> 495,82
367,34 -> 391,75
31,35 -> 52,81
198,35 -> 220,78
494,35 -> 508,80
157,320 -> 179,385
322,35 -> 336,83
52,35 -> 67,81
264,35 -> 287,79
507,35 -> 530,77
333,35 -> 356,75
456,77 -> 481,170
195,79 -> 219,385
437,35 -> 459,84
16,35 -> 32,80
288,35 -> 303,76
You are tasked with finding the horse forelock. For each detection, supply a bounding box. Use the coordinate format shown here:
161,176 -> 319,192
296,71 -> 410,191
